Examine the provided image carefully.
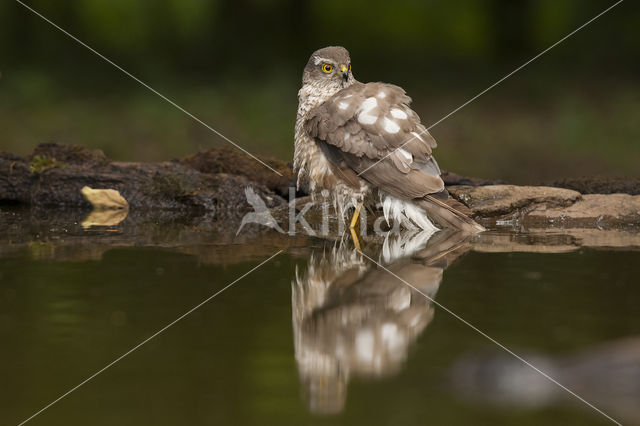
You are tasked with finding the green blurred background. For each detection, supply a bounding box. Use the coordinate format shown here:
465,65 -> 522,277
0,0 -> 638,183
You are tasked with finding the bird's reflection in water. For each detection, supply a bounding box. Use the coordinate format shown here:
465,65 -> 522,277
292,230 -> 469,414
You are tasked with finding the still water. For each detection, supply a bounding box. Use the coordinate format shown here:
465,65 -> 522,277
1,210 -> 639,425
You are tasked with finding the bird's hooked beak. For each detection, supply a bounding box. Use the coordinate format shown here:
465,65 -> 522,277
338,64 -> 349,82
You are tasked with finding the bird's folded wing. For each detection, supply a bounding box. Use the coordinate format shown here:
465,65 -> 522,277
305,81 -> 445,199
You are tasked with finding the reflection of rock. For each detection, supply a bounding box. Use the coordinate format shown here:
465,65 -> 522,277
292,230 -> 470,414
471,232 -> 580,253
472,230 -> 640,253
81,208 -> 129,229
450,337 -> 640,424
1,206 -> 639,266
543,228 -> 640,250
0,207 -> 315,264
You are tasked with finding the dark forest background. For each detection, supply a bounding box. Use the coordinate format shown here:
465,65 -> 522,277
0,0 -> 638,183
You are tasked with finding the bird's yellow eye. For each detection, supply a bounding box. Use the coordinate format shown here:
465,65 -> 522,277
322,64 -> 333,73
348,64 -> 351,72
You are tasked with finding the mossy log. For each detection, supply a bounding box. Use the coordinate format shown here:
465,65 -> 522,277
0,143 -> 291,220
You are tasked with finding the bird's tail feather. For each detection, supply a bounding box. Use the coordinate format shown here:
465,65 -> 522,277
417,195 -> 485,233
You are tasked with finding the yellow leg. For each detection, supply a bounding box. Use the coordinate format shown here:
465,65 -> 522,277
349,227 -> 363,251
349,204 -> 362,229
349,204 -> 363,251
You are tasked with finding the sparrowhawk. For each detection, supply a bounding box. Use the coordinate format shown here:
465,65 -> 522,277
294,46 -> 484,234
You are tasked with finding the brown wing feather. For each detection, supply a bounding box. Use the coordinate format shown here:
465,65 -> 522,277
306,82 -> 444,197
419,196 -> 485,233
315,139 -> 362,189
305,82 -> 436,162
306,81 -> 484,232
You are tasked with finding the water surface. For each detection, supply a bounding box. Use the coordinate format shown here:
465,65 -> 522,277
1,212 -> 638,425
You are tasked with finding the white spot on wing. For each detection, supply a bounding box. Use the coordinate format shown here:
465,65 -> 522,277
359,113 -> 377,125
383,118 -> 400,134
377,91 -> 387,99
338,101 -> 348,110
360,97 -> 377,110
390,108 -> 408,119
398,148 -> 412,161
358,97 -> 378,125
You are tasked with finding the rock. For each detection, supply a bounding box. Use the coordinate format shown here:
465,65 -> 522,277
81,186 -> 129,210
525,194 -> 640,228
450,185 -> 639,229
448,184 -> 582,217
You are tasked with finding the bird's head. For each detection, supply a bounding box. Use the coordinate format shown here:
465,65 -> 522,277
302,46 -> 354,91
